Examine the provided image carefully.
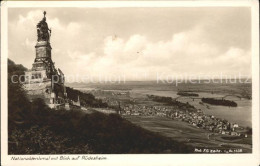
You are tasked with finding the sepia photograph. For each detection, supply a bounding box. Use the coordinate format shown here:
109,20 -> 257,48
1,1 -> 259,166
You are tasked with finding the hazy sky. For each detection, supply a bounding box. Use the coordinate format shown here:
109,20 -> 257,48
8,7 -> 251,81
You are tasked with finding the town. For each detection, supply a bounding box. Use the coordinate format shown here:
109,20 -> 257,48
89,89 -> 250,138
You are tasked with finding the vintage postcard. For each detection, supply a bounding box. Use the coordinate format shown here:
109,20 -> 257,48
1,1 -> 259,166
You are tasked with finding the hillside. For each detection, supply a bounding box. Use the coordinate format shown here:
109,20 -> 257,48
8,59 -> 193,154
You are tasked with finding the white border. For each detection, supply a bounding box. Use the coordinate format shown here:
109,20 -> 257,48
1,1 -> 259,166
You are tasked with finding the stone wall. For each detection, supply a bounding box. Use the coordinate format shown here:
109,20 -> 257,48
23,80 -> 52,104
24,70 -> 48,83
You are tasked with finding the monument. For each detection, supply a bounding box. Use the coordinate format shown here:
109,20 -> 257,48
23,11 -> 66,108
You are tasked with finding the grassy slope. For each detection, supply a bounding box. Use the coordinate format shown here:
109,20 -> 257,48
8,59 -> 193,154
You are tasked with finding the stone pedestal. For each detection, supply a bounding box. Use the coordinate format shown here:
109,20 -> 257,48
35,41 -> 52,59
32,41 -> 54,77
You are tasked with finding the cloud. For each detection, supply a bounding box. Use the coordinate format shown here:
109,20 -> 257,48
65,25 -> 251,81
8,8 -> 251,81
8,9 -> 83,71
22,38 -> 35,49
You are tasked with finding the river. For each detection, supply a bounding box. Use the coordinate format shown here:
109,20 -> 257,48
71,82 -> 252,127
130,89 -> 252,127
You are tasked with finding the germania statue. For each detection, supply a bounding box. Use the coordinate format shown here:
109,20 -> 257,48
36,11 -> 51,42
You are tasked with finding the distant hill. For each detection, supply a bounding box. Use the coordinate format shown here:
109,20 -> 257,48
66,79 -> 252,99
